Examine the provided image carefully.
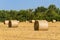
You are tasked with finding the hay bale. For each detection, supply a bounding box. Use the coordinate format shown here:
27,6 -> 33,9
11,20 -> 19,27
4,20 -> 9,26
8,20 -> 11,27
4,20 -> 9,24
17,21 -> 19,23
53,20 -> 56,23
30,20 -> 35,23
4,20 -> 19,28
34,20 -> 48,31
32,20 -> 35,23
25,21 -> 28,22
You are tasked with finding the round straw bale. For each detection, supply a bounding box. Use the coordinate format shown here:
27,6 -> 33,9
53,20 -> 56,23
17,21 -> 19,23
32,20 -> 35,23
4,20 -> 9,27
25,21 -> 29,23
30,20 -> 35,23
8,20 -> 11,27
4,20 -> 19,27
34,20 -> 48,31
4,20 -> 9,24
11,20 -> 19,27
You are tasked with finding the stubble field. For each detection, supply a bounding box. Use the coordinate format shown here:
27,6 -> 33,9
0,22 -> 60,40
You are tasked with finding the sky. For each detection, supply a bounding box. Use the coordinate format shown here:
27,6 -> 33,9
0,0 -> 60,10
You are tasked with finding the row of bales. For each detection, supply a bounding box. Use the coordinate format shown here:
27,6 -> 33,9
30,20 -> 56,31
4,20 -> 56,31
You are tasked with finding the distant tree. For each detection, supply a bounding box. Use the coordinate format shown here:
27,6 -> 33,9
45,9 -> 58,21
48,4 -> 56,10
35,6 -> 47,13
0,4 -> 60,22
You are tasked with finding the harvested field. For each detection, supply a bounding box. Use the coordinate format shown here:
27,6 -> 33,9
0,22 -> 60,40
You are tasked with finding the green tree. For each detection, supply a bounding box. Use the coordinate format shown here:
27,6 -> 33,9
45,9 -> 58,21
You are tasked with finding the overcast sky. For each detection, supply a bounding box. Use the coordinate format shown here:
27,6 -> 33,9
0,0 -> 59,10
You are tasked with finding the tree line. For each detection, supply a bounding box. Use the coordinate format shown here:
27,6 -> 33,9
0,4 -> 60,22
